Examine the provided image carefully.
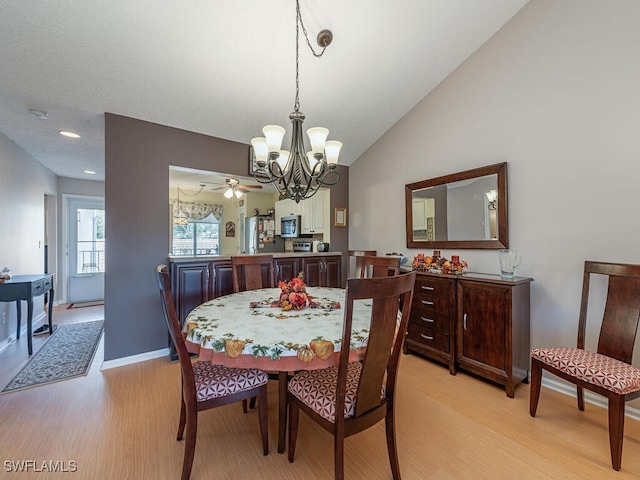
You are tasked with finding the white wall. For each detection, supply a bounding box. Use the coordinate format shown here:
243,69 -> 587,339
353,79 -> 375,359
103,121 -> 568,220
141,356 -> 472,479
349,1 -> 640,403
0,133 -> 57,343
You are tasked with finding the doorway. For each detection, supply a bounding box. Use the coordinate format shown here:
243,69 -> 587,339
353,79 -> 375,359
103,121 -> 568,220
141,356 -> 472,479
67,197 -> 105,303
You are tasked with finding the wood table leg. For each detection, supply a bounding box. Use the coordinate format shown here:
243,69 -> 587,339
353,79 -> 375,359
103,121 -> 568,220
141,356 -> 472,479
27,298 -> 33,355
278,371 -> 288,454
16,300 -> 21,339
47,287 -> 54,333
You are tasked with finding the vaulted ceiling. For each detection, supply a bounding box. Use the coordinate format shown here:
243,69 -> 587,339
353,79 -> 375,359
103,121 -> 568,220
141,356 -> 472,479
0,1 -> 529,184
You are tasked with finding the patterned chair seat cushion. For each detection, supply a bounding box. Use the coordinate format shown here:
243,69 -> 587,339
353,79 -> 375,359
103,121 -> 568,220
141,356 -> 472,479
531,347 -> 640,395
193,362 -> 268,402
288,362 -> 384,423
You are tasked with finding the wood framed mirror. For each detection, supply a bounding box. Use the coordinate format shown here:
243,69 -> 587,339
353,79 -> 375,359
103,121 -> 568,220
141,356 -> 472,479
405,162 -> 508,249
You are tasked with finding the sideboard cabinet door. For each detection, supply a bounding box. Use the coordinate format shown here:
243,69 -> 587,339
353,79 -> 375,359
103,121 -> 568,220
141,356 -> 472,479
456,279 -> 530,398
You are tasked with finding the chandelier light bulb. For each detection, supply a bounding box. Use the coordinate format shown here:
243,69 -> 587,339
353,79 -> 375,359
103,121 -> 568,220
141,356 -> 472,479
277,150 -> 290,169
307,127 -> 329,154
324,141 -> 342,167
306,152 -> 318,170
262,125 -> 286,153
251,137 -> 269,164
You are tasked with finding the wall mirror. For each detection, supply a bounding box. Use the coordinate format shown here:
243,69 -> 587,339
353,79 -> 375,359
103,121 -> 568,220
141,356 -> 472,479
405,162 -> 508,249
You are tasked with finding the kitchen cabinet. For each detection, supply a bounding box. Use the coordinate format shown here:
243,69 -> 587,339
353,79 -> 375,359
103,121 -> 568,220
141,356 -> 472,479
301,189 -> 326,234
301,255 -> 341,287
171,261 -> 211,323
274,257 -> 301,283
403,270 -> 532,397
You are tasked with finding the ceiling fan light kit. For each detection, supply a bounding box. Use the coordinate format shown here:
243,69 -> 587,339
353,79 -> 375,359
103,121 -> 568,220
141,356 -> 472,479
251,0 -> 341,204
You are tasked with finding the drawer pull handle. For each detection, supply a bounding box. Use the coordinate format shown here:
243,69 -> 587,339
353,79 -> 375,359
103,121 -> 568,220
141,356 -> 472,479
421,286 -> 435,291
421,300 -> 434,305
421,317 -> 435,323
420,334 -> 434,341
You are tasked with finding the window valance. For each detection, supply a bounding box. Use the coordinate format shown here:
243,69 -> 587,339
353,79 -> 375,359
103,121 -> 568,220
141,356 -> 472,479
171,200 -> 223,221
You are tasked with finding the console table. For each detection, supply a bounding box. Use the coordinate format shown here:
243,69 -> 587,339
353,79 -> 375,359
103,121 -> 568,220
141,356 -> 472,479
0,274 -> 55,355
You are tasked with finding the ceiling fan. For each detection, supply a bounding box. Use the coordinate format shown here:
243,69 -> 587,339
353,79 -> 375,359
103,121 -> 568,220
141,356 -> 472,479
206,178 -> 262,199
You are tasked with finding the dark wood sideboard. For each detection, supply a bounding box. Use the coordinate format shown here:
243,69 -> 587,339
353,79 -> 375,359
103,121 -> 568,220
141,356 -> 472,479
403,270 -> 533,397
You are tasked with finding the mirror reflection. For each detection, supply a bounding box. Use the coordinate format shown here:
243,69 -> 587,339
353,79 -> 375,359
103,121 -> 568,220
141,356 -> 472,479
405,163 -> 508,249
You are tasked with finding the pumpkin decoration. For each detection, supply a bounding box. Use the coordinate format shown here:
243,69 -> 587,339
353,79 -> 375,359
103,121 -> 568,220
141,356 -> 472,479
297,345 -> 316,363
185,321 -> 199,336
224,339 -> 246,358
310,339 -> 334,360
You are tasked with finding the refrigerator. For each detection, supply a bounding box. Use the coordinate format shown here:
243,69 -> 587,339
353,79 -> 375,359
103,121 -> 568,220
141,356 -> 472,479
245,215 -> 284,254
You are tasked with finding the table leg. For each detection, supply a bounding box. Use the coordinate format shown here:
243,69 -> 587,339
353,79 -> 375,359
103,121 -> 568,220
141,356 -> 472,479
27,298 -> 34,355
47,287 -> 54,333
16,300 -> 21,339
278,371 -> 288,454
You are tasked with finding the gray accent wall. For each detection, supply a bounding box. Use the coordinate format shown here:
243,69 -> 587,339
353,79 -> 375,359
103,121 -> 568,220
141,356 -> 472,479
104,114 -> 349,361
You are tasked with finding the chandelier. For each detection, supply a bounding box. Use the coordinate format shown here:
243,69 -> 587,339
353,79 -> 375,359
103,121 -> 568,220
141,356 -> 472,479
173,185 -> 189,226
251,0 -> 341,204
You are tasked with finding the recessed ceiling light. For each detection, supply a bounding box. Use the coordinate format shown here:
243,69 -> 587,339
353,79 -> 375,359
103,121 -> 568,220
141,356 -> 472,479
59,131 -> 80,138
28,109 -> 49,119
84,170 -> 96,175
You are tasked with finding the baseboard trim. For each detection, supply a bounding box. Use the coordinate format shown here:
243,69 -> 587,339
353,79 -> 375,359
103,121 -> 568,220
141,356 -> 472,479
0,312 -> 47,354
100,348 -> 170,370
541,376 -> 640,422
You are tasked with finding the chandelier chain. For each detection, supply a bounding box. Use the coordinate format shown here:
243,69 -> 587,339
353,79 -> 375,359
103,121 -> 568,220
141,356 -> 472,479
294,0 -> 328,112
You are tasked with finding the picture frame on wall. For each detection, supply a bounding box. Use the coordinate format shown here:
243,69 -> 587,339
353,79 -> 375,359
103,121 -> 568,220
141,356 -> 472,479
334,207 -> 347,227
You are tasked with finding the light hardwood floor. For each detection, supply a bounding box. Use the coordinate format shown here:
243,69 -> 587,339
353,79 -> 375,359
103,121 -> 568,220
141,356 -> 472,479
1,305 -> 639,479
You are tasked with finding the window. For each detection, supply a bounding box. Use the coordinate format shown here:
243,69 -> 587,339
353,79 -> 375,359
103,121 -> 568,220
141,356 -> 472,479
172,220 -> 220,256
76,208 -> 105,273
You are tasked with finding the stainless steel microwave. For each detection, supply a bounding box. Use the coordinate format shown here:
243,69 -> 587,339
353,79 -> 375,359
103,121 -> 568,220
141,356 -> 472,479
281,215 -> 301,238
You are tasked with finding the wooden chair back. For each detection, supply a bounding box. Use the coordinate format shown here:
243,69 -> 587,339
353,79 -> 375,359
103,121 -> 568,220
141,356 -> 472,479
348,249 -> 377,278
231,254 -> 275,292
341,271 -> 416,421
358,255 -> 401,278
579,261 -> 640,362
155,265 -> 196,403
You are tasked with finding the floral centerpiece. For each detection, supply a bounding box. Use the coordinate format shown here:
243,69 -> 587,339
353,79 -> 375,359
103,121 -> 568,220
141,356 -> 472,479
278,273 -> 310,311
413,252 -> 468,274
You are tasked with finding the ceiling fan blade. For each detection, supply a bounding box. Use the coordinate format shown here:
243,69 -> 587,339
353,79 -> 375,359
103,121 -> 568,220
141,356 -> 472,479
239,184 -> 262,190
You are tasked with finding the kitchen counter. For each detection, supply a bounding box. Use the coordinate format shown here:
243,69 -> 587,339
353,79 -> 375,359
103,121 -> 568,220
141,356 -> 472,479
168,251 -> 342,263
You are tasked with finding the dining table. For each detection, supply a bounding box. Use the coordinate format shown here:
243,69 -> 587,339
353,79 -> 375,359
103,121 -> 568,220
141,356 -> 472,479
183,286 -> 373,453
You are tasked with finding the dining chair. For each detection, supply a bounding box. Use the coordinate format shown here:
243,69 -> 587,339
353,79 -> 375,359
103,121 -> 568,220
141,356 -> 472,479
155,265 -> 269,480
231,254 -> 280,411
530,261 -> 640,471
358,255 -> 401,278
287,271 -> 417,480
231,254 -> 275,292
348,249 -> 377,278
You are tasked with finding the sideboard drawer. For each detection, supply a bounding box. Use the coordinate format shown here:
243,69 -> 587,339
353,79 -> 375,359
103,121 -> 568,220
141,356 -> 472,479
43,275 -> 53,290
406,324 -> 450,353
409,307 -> 450,334
411,276 -> 453,314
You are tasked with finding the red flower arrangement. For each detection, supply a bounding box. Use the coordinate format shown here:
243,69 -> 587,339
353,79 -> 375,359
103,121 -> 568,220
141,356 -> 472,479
278,273 -> 311,311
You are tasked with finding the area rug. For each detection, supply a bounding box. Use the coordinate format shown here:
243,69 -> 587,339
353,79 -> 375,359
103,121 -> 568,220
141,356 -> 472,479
1,320 -> 104,393
67,300 -> 104,309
